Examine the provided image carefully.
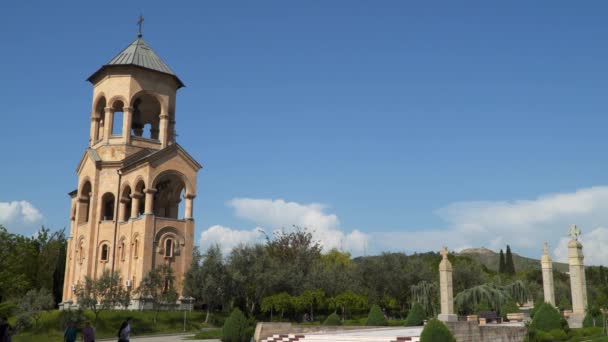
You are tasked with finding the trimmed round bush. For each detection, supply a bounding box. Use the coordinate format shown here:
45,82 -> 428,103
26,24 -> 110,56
323,313 -> 342,326
404,303 -> 425,326
366,304 -> 388,326
222,308 -> 250,342
583,312 -> 595,328
420,319 -> 456,342
529,303 -> 562,332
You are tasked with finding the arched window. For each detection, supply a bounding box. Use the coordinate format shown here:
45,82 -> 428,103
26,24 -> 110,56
94,97 -> 106,142
78,239 -> 85,264
165,239 -> 173,257
111,100 -> 124,136
119,240 -> 126,261
78,181 -> 92,224
100,244 -> 109,261
121,186 -> 132,221
133,239 -> 139,259
153,173 -> 186,219
101,193 -> 115,221
131,95 -> 161,140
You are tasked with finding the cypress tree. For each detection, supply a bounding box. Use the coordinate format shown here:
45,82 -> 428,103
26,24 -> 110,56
498,249 -> 505,274
505,245 -> 515,275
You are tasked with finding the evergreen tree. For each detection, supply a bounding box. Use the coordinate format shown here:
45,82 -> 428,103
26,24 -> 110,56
498,249 -> 505,274
505,245 -> 515,275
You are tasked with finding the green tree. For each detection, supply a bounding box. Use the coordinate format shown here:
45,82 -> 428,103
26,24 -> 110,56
530,302 -> 562,332
366,304 -> 388,326
74,270 -> 125,323
410,281 -> 438,317
420,319 -> 456,342
293,289 -> 325,321
498,249 -> 506,274
328,291 -> 368,321
505,245 -> 515,275
261,292 -> 292,320
323,312 -> 341,325
183,245 -> 228,323
137,265 -> 178,324
404,303 -> 426,326
222,308 -> 250,342
17,288 -> 54,328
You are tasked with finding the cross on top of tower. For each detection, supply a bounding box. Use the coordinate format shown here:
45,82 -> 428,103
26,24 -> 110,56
440,247 -> 449,259
543,242 -> 549,254
137,15 -> 144,38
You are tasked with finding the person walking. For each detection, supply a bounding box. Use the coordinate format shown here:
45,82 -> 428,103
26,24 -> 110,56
63,322 -> 77,342
0,316 -> 14,342
82,321 -> 95,342
117,317 -> 131,342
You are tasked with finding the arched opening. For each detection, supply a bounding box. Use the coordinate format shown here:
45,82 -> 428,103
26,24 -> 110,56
78,181 -> 92,224
95,97 -> 106,141
134,180 -> 146,217
111,100 -> 124,136
164,239 -> 173,258
119,238 -> 126,262
153,172 -> 186,219
131,94 -> 161,140
177,188 -> 186,219
101,192 -> 115,221
100,244 -> 109,261
121,186 -> 132,221
133,238 -> 139,259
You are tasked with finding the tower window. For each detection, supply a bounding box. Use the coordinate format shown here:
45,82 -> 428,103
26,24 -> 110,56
133,239 -> 139,259
165,239 -> 173,257
119,240 -> 126,261
101,192 -> 115,221
100,244 -> 109,261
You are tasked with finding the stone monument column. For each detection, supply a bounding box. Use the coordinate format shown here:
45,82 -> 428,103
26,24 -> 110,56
541,242 -> 556,306
567,225 -> 588,328
438,247 -> 458,322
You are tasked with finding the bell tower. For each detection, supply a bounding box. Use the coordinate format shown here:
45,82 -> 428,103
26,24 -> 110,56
62,27 -> 201,307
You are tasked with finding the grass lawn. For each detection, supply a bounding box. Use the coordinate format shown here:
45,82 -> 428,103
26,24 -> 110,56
189,329 -> 222,339
11,309 -> 209,342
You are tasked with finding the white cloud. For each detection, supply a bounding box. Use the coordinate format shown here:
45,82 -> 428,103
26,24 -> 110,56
374,186 -> 608,265
199,198 -> 370,255
199,225 -> 265,254
0,200 -> 43,226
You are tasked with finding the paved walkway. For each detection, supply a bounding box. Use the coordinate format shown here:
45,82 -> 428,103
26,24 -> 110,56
99,333 -> 219,341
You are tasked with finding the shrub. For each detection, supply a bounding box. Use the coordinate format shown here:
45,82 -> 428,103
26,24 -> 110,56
366,304 -> 388,326
15,313 -> 33,331
582,312 -> 595,327
529,303 -> 561,332
222,308 -> 250,342
404,303 -> 425,326
547,329 -> 568,341
420,319 -> 456,342
323,312 -> 341,326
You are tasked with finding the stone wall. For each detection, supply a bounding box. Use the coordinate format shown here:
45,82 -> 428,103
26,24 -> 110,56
445,322 -> 527,342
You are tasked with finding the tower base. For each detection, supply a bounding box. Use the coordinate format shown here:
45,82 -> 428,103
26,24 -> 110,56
567,313 -> 585,328
438,314 -> 458,322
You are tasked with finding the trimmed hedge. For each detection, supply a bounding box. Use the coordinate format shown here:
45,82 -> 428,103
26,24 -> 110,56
323,313 -> 342,326
404,303 -> 425,326
529,303 -> 561,332
222,308 -> 250,342
365,304 -> 388,326
420,319 -> 456,342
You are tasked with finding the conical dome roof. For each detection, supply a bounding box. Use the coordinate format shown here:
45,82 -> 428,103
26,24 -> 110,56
88,36 -> 184,88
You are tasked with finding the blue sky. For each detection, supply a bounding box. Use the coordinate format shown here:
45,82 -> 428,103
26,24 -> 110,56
1,1 -> 608,263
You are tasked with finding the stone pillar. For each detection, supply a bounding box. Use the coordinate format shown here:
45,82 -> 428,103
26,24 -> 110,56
90,114 -> 100,145
159,113 -> 169,148
144,188 -> 157,215
541,242 -> 556,306
438,247 -> 458,322
122,107 -> 133,144
184,194 -> 195,220
103,107 -> 114,143
567,225 -> 588,328
131,193 -> 142,219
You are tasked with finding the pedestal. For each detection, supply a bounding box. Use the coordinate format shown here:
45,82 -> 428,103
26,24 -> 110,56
438,314 -> 458,322
568,313 -> 584,328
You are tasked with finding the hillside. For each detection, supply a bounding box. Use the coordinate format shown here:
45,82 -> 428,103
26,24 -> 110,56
458,247 -> 569,273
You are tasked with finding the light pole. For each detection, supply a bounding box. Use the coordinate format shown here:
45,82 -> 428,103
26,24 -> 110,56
181,296 -> 195,332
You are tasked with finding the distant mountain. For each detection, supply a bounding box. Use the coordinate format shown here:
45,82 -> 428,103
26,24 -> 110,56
458,247 -> 569,273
